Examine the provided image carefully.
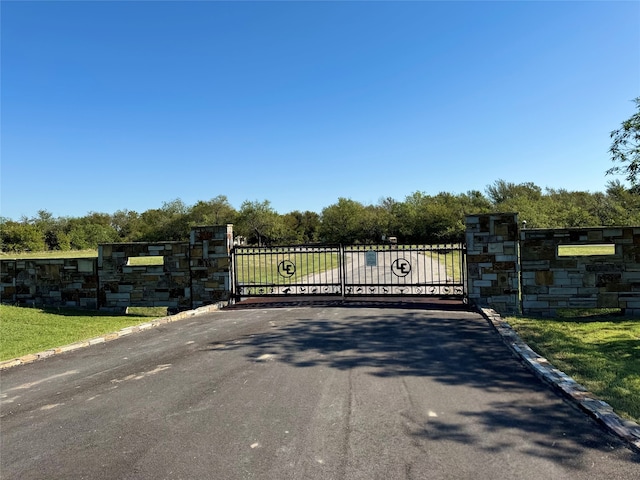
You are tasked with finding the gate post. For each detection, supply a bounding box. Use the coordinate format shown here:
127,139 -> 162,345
465,213 -> 521,314
189,224 -> 234,308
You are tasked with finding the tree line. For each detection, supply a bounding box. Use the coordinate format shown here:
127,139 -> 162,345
2,181 -> 640,253
3,96 -> 639,253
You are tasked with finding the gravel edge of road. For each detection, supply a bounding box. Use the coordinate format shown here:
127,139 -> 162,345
478,307 -> 640,455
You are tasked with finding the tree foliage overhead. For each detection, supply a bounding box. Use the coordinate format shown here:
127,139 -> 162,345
235,200 -> 285,247
3,180 -> 640,253
607,97 -> 640,189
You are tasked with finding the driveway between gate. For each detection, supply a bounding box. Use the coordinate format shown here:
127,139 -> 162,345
1,302 -> 638,479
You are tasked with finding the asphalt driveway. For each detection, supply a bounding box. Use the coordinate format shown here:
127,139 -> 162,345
1,303 -> 638,479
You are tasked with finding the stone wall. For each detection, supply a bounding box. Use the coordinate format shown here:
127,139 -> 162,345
465,214 -> 640,316
465,213 -> 521,314
189,225 -> 234,308
98,241 -> 191,311
521,227 -> 640,316
1,225 -> 233,312
0,257 -> 98,309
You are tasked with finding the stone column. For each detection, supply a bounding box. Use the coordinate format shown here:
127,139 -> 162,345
189,224 -> 233,308
465,213 -> 521,314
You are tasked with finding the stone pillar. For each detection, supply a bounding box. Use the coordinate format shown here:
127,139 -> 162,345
465,213 -> 521,314
189,224 -> 233,308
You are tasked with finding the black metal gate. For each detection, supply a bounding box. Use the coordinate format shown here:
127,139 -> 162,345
232,243 -> 466,300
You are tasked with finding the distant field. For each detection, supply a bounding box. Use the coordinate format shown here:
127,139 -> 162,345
557,244 -> 615,256
0,251 -> 167,266
234,251 -> 341,285
0,250 -> 98,260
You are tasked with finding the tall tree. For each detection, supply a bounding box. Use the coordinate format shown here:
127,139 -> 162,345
189,195 -> 236,226
318,198 -> 368,244
607,97 -> 640,190
236,200 -> 285,246
0,219 -> 46,252
281,210 -> 320,244
110,209 -> 141,242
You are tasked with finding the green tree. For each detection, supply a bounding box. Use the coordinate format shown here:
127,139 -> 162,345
486,180 -> 551,227
607,97 -> 640,189
236,200 -> 285,246
281,210 -> 320,244
0,219 -> 46,252
110,210 -> 142,242
318,198 -> 368,244
603,180 -> 640,225
399,192 -> 472,243
188,195 -> 237,227
136,199 -> 190,241
66,217 -> 119,250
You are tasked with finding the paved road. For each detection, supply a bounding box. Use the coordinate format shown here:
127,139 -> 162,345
1,304 -> 638,479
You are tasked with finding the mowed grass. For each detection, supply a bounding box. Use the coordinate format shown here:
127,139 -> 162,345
0,305 -> 168,361
506,310 -> 640,424
422,245 -> 465,281
557,244 -> 616,256
0,250 -> 98,260
234,251 -> 341,285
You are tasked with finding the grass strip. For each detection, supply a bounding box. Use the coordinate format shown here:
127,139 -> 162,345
506,311 -> 640,424
234,252 -> 340,285
0,305 -> 167,361
0,250 -> 98,260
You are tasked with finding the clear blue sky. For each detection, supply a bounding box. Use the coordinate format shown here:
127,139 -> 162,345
1,1 -> 638,221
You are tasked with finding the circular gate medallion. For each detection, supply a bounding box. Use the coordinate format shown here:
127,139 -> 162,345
278,260 -> 296,278
391,258 -> 412,277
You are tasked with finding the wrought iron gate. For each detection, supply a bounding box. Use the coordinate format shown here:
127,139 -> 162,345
232,243 -> 466,300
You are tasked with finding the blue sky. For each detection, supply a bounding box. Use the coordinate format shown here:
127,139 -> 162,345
1,1 -> 639,221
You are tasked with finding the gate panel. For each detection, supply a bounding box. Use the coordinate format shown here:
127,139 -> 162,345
232,245 -> 342,298
233,243 -> 466,300
343,244 -> 466,297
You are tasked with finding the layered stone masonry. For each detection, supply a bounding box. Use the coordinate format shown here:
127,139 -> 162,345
98,241 -> 191,311
189,225 -> 234,309
0,225 -> 233,312
0,257 -> 98,309
521,227 -> 640,316
465,213 -> 521,314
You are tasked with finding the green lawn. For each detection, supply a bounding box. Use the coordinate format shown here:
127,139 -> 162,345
0,304 -> 167,361
234,251 -> 341,285
506,310 -> 640,424
557,244 -> 615,256
0,250 -> 98,260
422,245 -> 465,281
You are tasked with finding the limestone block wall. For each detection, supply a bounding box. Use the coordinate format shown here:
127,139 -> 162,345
1,225 -> 233,312
98,241 -> 191,311
465,213 -> 521,314
189,225 -> 233,308
0,258 -> 98,308
521,227 -> 640,316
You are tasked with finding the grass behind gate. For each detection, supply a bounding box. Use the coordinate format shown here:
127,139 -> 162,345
422,246 -> 465,281
506,310 -> 640,424
234,252 -> 341,285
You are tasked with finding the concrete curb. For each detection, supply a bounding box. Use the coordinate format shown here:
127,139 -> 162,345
479,307 -> 640,455
0,302 -> 226,371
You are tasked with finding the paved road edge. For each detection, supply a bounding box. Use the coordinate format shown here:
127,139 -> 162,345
0,302 -> 226,371
479,307 -> 640,455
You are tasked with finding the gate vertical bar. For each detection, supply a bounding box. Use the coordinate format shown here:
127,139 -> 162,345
340,244 -> 346,301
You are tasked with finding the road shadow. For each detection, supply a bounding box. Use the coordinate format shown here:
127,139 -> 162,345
211,309 -> 549,390
225,295 -> 469,311
207,306 -> 640,463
